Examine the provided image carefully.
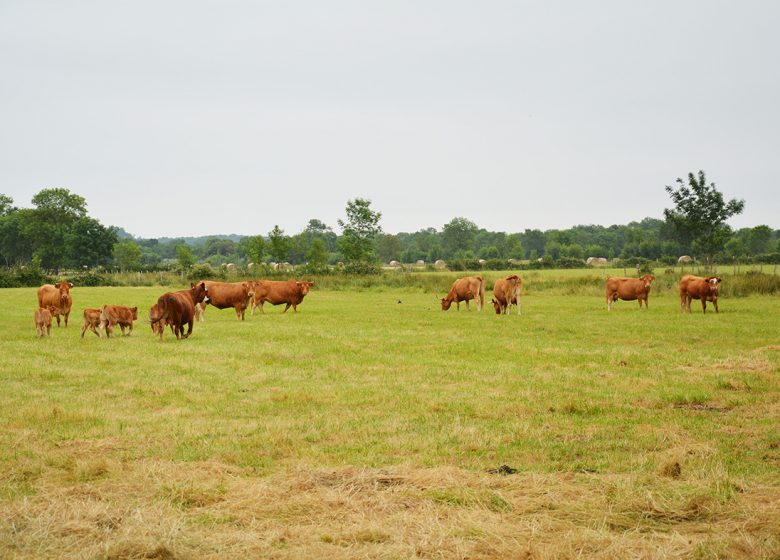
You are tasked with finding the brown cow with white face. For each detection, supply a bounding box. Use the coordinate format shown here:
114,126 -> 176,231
441,276 -> 485,311
34,307 -> 55,337
250,280 -> 314,314
197,280 -> 255,321
99,305 -> 139,337
679,275 -> 722,313
37,282 -> 73,326
81,308 -> 102,338
491,275 -> 522,315
605,274 -> 655,311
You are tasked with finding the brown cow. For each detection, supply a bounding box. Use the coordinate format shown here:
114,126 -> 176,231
605,274 -> 655,311
81,308 -> 102,338
491,275 -> 523,315
197,280 -> 255,321
250,280 -> 314,314
679,275 -> 722,313
99,305 -> 139,337
441,276 -> 485,311
37,282 -> 73,327
150,282 -> 209,340
34,306 -> 54,337
149,303 -> 175,337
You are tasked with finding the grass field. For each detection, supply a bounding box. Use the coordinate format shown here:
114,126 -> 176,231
1,275 -> 779,559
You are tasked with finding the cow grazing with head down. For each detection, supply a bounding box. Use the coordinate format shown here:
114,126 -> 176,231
491,275 -> 523,315
605,274 -> 655,311
197,281 -> 255,321
150,282 -> 209,340
37,282 -> 73,327
679,275 -> 722,313
250,280 -> 314,314
441,276 -> 485,311
99,305 -> 139,337
34,307 -> 55,337
81,308 -> 102,338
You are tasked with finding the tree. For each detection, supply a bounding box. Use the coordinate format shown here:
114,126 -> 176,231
176,244 -> 195,269
663,170 -> 745,263
306,238 -> 328,266
337,198 -> 382,263
268,225 -> 289,262
376,234 -> 402,263
31,188 -> 87,221
113,240 -> 142,271
241,235 -> 265,264
66,217 -> 117,267
0,194 -> 14,216
441,217 -> 478,258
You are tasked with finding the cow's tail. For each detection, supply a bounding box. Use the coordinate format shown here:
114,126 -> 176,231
478,276 -> 485,311
150,296 -> 172,329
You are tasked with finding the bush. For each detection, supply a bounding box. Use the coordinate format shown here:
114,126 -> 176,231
658,255 -> 677,266
344,261 -> 381,275
69,271 -> 111,287
555,257 -> 585,269
754,253 -> 780,264
187,265 -> 226,282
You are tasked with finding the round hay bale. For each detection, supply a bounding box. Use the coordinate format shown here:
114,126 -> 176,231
678,255 -> 693,263
434,259 -> 446,269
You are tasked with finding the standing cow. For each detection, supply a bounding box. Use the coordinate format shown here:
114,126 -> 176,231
197,281 -> 255,321
99,305 -> 139,337
491,275 -> 523,315
150,282 -> 209,340
679,275 -> 722,313
250,280 -> 314,314
37,282 -> 73,327
34,307 -> 55,337
441,276 -> 485,311
605,274 -> 655,311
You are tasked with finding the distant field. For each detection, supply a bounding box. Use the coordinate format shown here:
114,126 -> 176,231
1,279 -> 779,559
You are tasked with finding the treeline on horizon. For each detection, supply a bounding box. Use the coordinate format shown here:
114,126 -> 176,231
1,188 -> 780,277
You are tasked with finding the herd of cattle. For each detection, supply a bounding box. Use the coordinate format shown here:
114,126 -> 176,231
31,273 -> 723,338
33,279 -> 315,339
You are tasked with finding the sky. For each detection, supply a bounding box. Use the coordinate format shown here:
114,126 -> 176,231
1,1 -> 778,238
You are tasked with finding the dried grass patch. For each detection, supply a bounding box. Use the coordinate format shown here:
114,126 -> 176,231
2,462 -> 780,559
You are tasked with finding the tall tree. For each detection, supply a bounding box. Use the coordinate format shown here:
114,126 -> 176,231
176,244 -> 195,269
113,240 -> 142,271
441,217 -> 478,258
0,194 -> 14,216
337,198 -> 382,263
268,225 -> 289,262
241,235 -> 265,264
663,170 -> 745,263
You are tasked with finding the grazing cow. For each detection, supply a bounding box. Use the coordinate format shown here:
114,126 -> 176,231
197,281 -> 255,321
605,274 -> 655,311
37,282 -> 73,327
149,282 -> 209,340
491,275 -> 523,315
81,308 -> 102,338
34,307 -> 54,337
441,276 -> 485,311
250,280 -> 314,314
99,305 -> 139,337
679,275 -> 722,313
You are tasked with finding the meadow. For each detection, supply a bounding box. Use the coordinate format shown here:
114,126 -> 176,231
1,270 -> 779,559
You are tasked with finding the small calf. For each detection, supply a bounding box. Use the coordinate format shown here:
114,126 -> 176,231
34,306 -> 54,337
81,308 -> 102,338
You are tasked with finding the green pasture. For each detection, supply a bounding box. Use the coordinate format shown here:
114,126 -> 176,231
1,279 -> 779,558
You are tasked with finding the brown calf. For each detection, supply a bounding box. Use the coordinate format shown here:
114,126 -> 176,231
81,308 -> 102,338
491,275 -> 523,315
250,280 -> 314,314
99,305 -> 139,337
34,307 -> 54,337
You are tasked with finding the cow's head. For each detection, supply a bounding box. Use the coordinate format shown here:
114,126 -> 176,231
491,298 -> 502,314
641,274 -> 655,291
190,282 -> 209,304
149,305 -> 163,334
705,276 -> 722,295
440,297 -> 452,311
57,282 -> 72,305
131,307 -> 138,320
296,281 -> 314,295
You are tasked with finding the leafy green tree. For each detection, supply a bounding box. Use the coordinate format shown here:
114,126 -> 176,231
241,235 -> 265,264
306,238 -> 328,266
337,198 -> 382,263
66,217 -> 117,267
746,225 -> 772,255
663,170 -> 745,263
176,244 -> 196,269
0,194 -> 15,216
113,240 -> 142,271
31,188 -> 87,220
376,234 -> 402,263
441,217 -> 477,258
268,225 -> 289,262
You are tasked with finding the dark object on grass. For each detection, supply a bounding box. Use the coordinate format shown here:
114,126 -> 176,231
487,465 -> 517,475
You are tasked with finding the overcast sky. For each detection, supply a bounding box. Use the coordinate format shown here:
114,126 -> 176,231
1,1 -> 778,238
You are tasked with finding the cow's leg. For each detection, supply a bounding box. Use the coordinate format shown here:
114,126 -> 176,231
713,299 -> 719,313
64,311 -> 69,327
701,299 -> 707,314
283,303 -> 291,313
81,322 -> 88,338
517,297 -> 521,316
55,314 -> 61,327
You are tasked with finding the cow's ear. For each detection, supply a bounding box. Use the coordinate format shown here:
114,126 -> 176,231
716,277 -> 722,283
132,307 -> 137,312
191,283 -> 196,289
68,282 -> 73,288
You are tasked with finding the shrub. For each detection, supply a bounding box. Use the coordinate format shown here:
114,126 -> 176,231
555,257 -> 585,269
187,265 -> 226,282
344,261 -> 380,275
